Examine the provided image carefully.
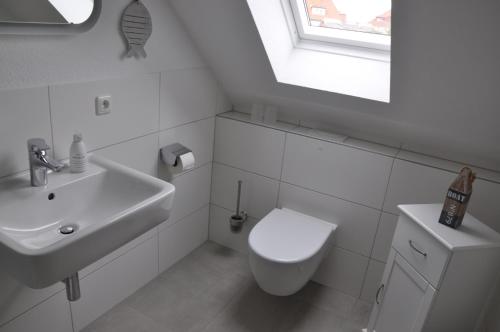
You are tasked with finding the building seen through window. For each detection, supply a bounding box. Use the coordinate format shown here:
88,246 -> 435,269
304,0 -> 391,35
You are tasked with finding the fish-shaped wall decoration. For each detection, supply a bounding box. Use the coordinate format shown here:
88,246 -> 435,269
121,0 -> 152,58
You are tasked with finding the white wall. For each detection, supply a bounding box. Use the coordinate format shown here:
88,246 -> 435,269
0,0 -> 204,89
169,0 -> 500,172
209,113 -> 500,315
0,1 -> 231,331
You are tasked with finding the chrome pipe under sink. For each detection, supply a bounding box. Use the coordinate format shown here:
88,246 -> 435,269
63,273 -> 81,302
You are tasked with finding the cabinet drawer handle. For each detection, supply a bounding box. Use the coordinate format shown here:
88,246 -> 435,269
375,284 -> 384,304
409,240 -> 427,257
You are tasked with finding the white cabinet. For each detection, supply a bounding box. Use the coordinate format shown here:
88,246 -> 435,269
366,204 -> 500,332
370,250 -> 435,332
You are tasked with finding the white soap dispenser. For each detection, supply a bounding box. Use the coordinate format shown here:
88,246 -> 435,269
69,133 -> 88,173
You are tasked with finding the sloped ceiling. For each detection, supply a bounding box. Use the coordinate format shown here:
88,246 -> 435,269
169,0 -> 500,171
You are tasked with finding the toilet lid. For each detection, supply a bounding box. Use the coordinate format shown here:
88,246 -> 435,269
249,208 -> 337,263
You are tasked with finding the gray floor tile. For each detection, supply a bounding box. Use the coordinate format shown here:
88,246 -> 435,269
293,281 -> 357,317
278,303 -> 346,332
156,251 -> 222,296
204,280 -> 303,332
190,241 -> 252,278
341,319 -> 367,332
83,241 -> 372,332
348,300 -> 372,326
81,303 -> 166,332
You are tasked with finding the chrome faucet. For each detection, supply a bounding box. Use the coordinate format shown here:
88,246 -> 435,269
27,138 -> 65,187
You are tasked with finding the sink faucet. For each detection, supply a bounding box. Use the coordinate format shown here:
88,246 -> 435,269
27,138 -> 65,187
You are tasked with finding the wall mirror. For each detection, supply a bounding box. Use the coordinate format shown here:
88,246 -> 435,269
0,0 -> 101,34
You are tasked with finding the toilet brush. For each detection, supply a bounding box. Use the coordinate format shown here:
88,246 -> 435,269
230,180 -> 247,233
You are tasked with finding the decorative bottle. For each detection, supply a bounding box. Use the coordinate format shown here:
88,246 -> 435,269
439,167 -> 476,228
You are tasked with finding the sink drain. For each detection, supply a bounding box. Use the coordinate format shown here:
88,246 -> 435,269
59,225 -> 77,235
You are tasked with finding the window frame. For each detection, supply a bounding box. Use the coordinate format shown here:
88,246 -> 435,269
288,0 -> 391,53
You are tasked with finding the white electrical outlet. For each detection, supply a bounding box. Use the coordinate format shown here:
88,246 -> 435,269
95,96 -> 112,116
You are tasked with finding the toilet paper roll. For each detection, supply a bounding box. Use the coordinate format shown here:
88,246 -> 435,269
169,152 -> 195,174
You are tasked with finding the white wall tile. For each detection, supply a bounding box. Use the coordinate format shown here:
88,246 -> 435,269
0,87 -> 51,178
158,117 -> 215,173
396,150 -> 466,176
219,111 -> 297,131
360,259 -> 386,303
71,236 -> 158,331
278,183 -> 381,257
94,133 -> 159,176
0,273 -> 63,327
160,68 -> 217,129
383,158 -> 500,232
371,213 -> 399,263
159,163 -> 212,229
209,204 -> 258,253
158,205 -> 209,272
282,133 -> 393,209
0,292 -> 71,332
214,117 -> 285,179
211,163 -> 279,220
342,137 -> 399,157
291,126 -> 347,143
469,179 -> 500,233
50,74 -> 159,159
313,247 -> 369,298
79,227 -> 158,279
383,159 -> 455,214
396,150 -> 500,184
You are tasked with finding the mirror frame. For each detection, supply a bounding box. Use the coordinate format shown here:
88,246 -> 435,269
0,0 -> 102,35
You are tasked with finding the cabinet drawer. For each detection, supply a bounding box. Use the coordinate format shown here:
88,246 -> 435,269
392,213 -> 450,288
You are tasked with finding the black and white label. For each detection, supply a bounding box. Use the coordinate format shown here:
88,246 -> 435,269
446,189 -> 469,204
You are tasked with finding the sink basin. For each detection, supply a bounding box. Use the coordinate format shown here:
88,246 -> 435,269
0,155 -> 175,289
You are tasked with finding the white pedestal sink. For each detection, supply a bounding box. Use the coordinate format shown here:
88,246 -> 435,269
0,155 -> 175,291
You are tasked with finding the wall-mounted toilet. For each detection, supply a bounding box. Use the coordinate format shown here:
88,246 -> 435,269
248,208 -> 337,296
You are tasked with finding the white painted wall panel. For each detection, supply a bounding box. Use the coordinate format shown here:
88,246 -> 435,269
0,0 -> 204,90
211,162 -> 279,220
313,247 -> 369,298
158,206 -> 209,272
160,68 -> 217,130
71,237 -> 159,331
209,204 -> 258,253
0,87 -> 51,178
360,259 -> 386,303
371,213 -> 398,263
50,74 -> 160,159
0,292 -> 71,332
278,182 -> 381,257
282,133 -> 393,209
159,117 -> 215,173
384,159 -> 455,214
162,163 -> 212,229
0,273 -> 63,327
94,133 -> 159,176
214,117 -> 285,179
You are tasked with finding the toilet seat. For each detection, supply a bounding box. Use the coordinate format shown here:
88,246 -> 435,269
249,208 -> 336,264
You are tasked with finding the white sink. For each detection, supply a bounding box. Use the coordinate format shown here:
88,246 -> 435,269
0,155 -> 175,289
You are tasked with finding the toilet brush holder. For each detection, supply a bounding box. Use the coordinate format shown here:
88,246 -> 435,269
230,212 -> 247,233
229,180 -> 247,233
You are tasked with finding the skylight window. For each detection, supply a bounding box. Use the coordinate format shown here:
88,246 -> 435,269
246,0 -> 391,102
289,0 -> 391,51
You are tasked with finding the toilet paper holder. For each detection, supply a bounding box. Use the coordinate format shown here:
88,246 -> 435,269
160,143 -> 193,167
